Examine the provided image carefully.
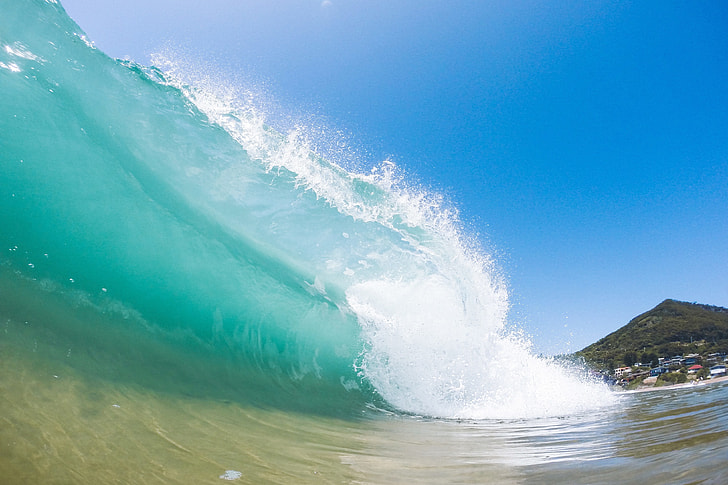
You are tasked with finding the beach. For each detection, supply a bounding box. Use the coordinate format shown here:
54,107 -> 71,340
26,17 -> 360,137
626,374 -> 728,393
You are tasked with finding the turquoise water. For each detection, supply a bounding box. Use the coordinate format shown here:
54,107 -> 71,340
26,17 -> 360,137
3,1 -> 727,483
2,0 -> 374,415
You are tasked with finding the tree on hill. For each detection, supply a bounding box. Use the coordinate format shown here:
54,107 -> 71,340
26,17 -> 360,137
576,299 -> 728,371
623,351 -> 638,367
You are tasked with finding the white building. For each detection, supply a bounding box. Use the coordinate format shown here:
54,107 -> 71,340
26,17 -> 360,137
614,367 -> 632,378
709,365 -> 726,378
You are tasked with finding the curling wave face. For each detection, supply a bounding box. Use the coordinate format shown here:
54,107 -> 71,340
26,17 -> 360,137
1,0 -> 614,419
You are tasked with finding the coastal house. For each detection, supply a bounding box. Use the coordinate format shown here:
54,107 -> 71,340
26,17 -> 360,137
650,367 -> 669,377
687,364 -> 703,374
614,367 -> 632,378
710,365 -> 726,378
706,353 -> 727,365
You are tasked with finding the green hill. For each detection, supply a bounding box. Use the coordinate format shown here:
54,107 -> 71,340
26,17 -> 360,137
577,299 -> 728,371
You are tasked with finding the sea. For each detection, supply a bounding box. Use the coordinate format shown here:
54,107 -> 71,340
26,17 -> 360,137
2,1 -> 727,483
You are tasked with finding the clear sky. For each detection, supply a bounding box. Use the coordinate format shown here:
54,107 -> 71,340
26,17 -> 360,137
60,0 -> 727,354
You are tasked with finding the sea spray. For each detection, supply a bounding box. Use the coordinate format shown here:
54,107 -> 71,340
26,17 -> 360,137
150,53 -> 616,419
1,0 -> 615,420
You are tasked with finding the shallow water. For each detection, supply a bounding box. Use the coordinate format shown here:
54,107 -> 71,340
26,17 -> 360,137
3,315 -> 728,484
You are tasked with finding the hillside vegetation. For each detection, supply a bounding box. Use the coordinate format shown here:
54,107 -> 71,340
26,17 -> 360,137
577,299 -> 728,371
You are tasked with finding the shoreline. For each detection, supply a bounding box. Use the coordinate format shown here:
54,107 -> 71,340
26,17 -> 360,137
622,375 -> 728,393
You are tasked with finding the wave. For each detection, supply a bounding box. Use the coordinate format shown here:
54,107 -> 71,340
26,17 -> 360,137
1,0 -> 614,419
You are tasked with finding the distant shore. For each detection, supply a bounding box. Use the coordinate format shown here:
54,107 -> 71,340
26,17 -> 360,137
623,375 -> 728,393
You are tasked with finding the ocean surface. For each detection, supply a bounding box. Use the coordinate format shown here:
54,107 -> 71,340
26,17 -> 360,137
2,1 -> 727,483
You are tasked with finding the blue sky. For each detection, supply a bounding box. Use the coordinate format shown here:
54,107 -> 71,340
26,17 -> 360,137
60,0 -> 727,354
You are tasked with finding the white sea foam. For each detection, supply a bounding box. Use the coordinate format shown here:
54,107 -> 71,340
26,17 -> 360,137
347,273 -> 614,419
219,470 -> 242,480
